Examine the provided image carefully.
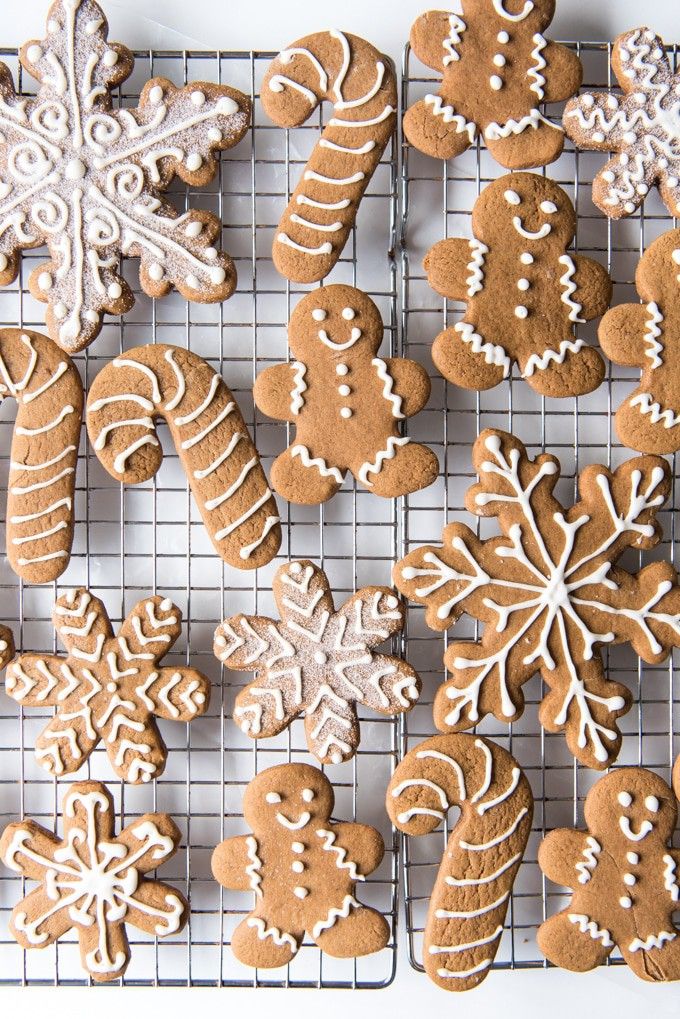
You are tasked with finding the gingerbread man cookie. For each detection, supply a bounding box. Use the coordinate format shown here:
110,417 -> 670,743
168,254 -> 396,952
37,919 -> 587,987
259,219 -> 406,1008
564,28 -> 680,220
214,560 -> 420,764
1,781 -> 187,982
212,763 -> 389,968
5,587 -> 210,783
405,1 -> 582,168
424,173 -> 610,396
599,229 -> 680,454
0,0 -> 251,352
387,734 -> 533,991
254,285 -> 438,502
539,767 -> 680,982
393,429 -> 680,770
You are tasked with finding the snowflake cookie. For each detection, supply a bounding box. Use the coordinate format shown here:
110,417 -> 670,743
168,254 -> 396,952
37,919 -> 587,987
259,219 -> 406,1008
599,228 -> 680,454
214,560 -> 421,765
393,429 -> 680,770
0,781 -> 187,981
538,766 -> 680,981
0,0 -> 250,352
564,27 -> 680,219
387,734 -> 533,991
424,173 -> 610,396
212,763 -> 389,967
253,285 -> 438,503
5,587 -> 210,783
404,1 -> 582,168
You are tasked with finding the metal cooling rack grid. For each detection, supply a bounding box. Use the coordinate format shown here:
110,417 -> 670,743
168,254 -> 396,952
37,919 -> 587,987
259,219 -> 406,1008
0,47 -> 400,987
400,38 -> 680,974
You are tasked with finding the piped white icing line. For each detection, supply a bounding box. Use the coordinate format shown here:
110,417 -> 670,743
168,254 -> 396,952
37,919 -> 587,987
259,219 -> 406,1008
290,361 -> 307,415
558,255 -> 586,323
455,321 -> 511,377
466,239 -> 488,297
663,853 -> 680,901
629,931 -> 676,952
245,835 -> 263,898
492,0 -> 534,20
575,836 -> 601,884
372,358 -> 404,418
442,14 -> 466,66
311,893 -> 359,938
512,215 -> 552,240
568,913 -> 613,946
247,916 -> 298,952
523,339 -> 585,377
315,828 -> 365,881
630,392 -> 680,429
486,108 -> 561,141
424,95 -> 476,142
291,445 -> 345,484
528,34 -> 547,100
357,436 -> 410,486
643,302 -> 663,369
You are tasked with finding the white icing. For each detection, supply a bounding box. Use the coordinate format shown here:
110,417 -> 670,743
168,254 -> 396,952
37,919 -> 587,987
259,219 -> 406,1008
465,239 -> 488,296
311,893 -> 359,938
290,445 -> 345,484
568,913 -> 613,947
512,216 -> 551,240
442,14 -> 466,66
455,321 -> 511,377
523,339 -> 585,378
642,302 -> 663,369
528,34 -> 547,100
619,815 -> 653,841
630,392 -> 680,429
629,932 -> 676,952
372,357 -> 404,418
558,255 -> 585,323
357,436 -> 410,486
423,95 -> 476,142
290,361 -> 307,415
318,326 -> 362,351
492,0 -> 534,20
575,836 -> 601,884
485,108 -> 561,141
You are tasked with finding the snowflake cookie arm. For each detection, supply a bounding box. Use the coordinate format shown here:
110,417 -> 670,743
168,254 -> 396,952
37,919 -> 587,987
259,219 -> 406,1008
424,238 -> 475,303
116,812 -> 182,873
253,363 -> 300,423
52,588 -> 113,657
135,667 -> 210,723
272,560 -> 336,631
0,818 -> 62,882
337,587 -> 406,647
326,822 -> 385,877
212,836 -> 259,893
5,653 -> 81,707
571,255 -> 612,320
378,358 -> 431,417
117,596 -> 182,662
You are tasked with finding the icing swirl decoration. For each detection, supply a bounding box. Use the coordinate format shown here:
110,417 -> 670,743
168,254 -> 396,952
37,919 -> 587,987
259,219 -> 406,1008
0,782 -> 187,982
0,0 -> 250,351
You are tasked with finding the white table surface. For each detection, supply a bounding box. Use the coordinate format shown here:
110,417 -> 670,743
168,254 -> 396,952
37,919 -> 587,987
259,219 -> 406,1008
3,0 -> 680,1016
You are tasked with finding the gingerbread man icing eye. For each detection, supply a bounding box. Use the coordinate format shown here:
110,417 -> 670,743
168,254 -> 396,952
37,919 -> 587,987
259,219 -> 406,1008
504,189 -> 521,206
540,200 -> 558,214
302,788 -> 315,802
265,792 -> 282,804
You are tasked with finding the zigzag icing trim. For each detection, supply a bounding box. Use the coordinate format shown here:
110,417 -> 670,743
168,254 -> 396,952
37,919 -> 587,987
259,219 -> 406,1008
630,392 -> 680,429
454,321 -> 511,376
424,95 -> 476,142
523,338 -> 585,377
466,240 -> 488,297
643,302 -> 663,369
291,444 -> 345,483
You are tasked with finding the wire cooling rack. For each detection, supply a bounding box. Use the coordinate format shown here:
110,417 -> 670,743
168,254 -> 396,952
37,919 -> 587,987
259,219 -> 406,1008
400,38 -> 680,975
0,47 -> 400,987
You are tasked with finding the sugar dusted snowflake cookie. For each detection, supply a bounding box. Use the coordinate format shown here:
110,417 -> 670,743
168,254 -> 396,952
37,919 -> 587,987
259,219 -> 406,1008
214,559 -> 421,764
539,766 -> 680,982
0,781 -> 187,981
5,587 -> 210,783
0,0 -> 250,352
564,27 -> 680,219
393,429 -> 680,770
212,762 -> 389,968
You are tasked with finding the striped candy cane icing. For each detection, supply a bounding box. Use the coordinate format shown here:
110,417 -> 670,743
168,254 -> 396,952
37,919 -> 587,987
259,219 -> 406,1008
0,328 -> 83,583
86,344 -> 281,569
387,733 -> 533,991
262,30 -> 396,283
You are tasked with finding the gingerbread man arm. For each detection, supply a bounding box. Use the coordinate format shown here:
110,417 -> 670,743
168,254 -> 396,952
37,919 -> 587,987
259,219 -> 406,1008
379,358 -> 431,417
572,255 -> 612,320
408,11 -> 449,72
424,239 -> 472,302
253,363 -> 299,424
538,827 -> 596,890
328,822 -> 385,877
598,302 -> 654,367
541,41 -> 583,104
211,835 -> 254,892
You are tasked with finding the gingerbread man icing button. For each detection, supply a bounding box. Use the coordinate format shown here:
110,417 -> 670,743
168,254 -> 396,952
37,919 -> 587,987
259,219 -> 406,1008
539,767 -> 680,982
211,763 -> 389,968
405,1 -> 582,168
424,173 -> 611,397
254,285 -> 439,503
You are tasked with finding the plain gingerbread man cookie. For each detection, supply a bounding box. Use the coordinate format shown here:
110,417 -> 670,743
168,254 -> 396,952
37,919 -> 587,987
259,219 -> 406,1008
211,763 -> 389,968
254,285 -> 438,503
539,767 -> 680,982
425,173 -> 611,397
405,1 -> 582,168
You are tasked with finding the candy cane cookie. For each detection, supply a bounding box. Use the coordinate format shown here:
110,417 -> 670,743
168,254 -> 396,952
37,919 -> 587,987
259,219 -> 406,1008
387,734 -> 533,990
262,30 -> 397,283
0,329 -> 83,583
86,345 -> 280,569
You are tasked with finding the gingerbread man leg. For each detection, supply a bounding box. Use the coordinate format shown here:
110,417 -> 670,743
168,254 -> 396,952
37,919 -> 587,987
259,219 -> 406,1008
352,440 -> 438,498
404,98 -> 476,162
537,911 -> 613,973
270,447 -> 344,505
432,323 -> 510,391
485,121 -> 565,173
314,902 -> 389,958
520,342 -> 605,398
231,910 -> 302,969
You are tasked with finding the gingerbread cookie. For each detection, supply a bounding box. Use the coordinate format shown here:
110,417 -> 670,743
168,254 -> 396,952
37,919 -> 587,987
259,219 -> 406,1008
0,328 -> 83,583
405,2 -> 582,168
387,734 -> 533,990
424,173 -> 610,396
87,344 -> 281,569
599,229 -> 680,454
393,429 -> 680,770
564,28 -> 680,219
5,587 -> 210,783
1,780 -> 187,981
538,767 -> 680,982
253,286 -> 438,502
214,560 -> 420,764
212,763 -> 389,967
262,31 -> 396,284
0,0 -> 251,353
0,626 -> 14,671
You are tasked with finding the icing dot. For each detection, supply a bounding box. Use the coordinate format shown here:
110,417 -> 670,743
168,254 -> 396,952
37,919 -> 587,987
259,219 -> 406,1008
85,310 -> 99,324
607,95 -> 618,109
338,384 -> 351,396
185,273 -> 200,289
618,791 -> 632,807
342,308 -> 355,320
582,94 -> 594,108
619,896 -> 632,909
490,75 -> 503,91
620,153 -> 629,165
335,363 -> 349,375
623,873 -> 636,886
504,190 -> 521,205
294,887 -> 308,899
292,842 -> 304,853
540,201 -> 557,214
313,651 -> 327,665
149,85 -> 164,104
520,252 -> 533,265
64,157 -> 87,180
514,305 -> 528,319
210,267 -> 226,286
517,278 -> 530,291
291,860 -> 304,873
38,271 -> 53,291
592,131 -> 605,143
26,45 -> 43,64
626,852 -> 639,865
186,153 -> 203,172
108,282 -> 123,300
407,684 -> 418,699
191,90 -> 206,107
160,598 -> 172,611
624,201 -> 636,214
340,407 -> 352,419
215,635 -> 226,648
385,595 -> 398,608
302,788 -> 314,802
265,792 -> 281,804
633,92 -> 645,103
659,158 -> 669,169
103,49 -> 118,67
602,170 -> 615,183
312,309 -> 327,321
148,263 -> 163,282
54,302 -> 67,320
493,54 -> 506,67
645,795 -> 659,812
208,128 -> 222,143
668,177 -> 680,188
623,131 -> 636,145
205,247 -> 217,260
47,19 -> 59,32
330,751 -> 342,764
185,221 -> 203,238
0,254 -> 6,272
637,184 -> 648,196
497,31 -> 510,43
289,562 -> 302,574
106,682 -> 117,693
